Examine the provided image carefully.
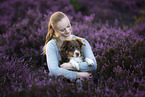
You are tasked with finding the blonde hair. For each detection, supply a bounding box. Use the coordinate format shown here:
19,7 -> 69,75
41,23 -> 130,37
42,12 -> 68,54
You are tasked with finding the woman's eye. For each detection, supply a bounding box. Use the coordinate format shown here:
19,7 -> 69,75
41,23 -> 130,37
60,25 -> 70,32
60,29 -> 65,32
67,25 -> 70,28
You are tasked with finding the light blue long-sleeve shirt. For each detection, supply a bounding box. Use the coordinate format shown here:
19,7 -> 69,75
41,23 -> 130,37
46,35 -> 97,80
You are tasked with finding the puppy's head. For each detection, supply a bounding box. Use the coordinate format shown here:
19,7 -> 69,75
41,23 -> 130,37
60,38 -> 86,58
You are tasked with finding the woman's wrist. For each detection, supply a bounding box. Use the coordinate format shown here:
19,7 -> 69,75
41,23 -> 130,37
76,72 -> 92,78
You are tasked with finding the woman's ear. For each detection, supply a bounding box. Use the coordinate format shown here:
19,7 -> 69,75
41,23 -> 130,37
75,38 -> 86,47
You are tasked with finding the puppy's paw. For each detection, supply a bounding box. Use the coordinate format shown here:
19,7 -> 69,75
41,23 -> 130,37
85,58 -> 94,66
70,60 -> 79,70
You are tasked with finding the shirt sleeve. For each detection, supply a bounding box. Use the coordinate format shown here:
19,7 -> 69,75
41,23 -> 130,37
78,38 -> 97,72
46,41 -> 77,80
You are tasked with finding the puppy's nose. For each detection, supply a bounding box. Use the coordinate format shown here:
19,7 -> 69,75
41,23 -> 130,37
76,52 -> 79,56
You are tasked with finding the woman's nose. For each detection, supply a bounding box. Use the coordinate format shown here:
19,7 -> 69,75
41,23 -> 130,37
65,28 -> 70,33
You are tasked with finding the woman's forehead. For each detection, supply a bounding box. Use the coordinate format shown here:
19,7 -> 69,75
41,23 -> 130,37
56,17 -> 70,30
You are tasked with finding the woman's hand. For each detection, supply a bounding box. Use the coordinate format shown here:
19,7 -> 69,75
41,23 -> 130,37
60,63 -> 76,70
76,72 -> 92,78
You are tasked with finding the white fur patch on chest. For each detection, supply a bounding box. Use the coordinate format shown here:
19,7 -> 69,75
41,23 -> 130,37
69,57 -> 83,63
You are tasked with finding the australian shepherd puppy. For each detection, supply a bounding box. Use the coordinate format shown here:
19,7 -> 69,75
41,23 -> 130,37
60,38 -> 94,70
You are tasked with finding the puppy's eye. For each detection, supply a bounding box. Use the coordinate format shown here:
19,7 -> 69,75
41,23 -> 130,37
70,46 -> 74,49
76,45 -> 80,49
70,46 -> 74,51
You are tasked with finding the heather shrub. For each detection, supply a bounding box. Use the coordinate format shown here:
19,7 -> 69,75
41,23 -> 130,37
0,0 -> 76,34
72,15 -> 145,95
0,0 -> 75,21
108,0 -> 144,13
0,0 -> 145,96
0,56 -> 30,96
77,0 -> 145,16
133,22 -> 145,37
0,8 -> 47,67
0,56 -> 104,97
0,55 -> 66,96
1,12 -> 145,96
75,0 -> 145,27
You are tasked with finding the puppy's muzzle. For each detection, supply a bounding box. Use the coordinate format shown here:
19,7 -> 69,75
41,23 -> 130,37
74,50 -> 80,57
75,52 -> 79,57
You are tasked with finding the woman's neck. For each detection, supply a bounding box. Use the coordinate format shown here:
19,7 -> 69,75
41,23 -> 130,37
59,35 -> 73,42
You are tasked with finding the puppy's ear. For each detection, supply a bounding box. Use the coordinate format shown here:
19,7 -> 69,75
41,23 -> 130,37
75,38 -> 86,47
59,50 -> 69,62
60,40 -> 70,62
60,40 -> 69,50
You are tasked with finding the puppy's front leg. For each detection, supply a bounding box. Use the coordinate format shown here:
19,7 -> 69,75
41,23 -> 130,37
85,58 -> 94,66
69,60 -> 79,70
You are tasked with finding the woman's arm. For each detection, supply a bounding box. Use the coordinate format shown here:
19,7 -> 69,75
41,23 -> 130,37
46,41 -> 77,80
78,38 -> 97,71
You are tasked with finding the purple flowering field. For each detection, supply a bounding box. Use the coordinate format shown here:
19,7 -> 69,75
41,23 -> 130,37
0,0 -> 145,96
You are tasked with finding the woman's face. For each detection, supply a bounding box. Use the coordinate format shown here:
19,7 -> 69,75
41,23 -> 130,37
55,17 -> 72,37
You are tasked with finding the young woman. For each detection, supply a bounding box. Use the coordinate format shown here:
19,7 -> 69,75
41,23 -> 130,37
43,11 -> 97,80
